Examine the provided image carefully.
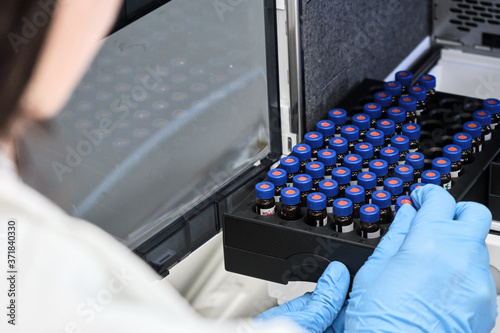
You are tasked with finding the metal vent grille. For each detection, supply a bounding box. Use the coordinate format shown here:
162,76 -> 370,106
448,0 -> 500,32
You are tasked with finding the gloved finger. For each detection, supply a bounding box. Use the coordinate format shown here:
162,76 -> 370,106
410,184 -> 456,227
254,292 -> 312,321
454,201 -> 492,241
325,302 -> 347,333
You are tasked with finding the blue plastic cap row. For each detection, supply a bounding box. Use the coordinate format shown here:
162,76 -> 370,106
305,161 -> 325,179
443,144 -> 462,162
344,154 -> 363,172
418,74 -> 436,90
432,157 -> 452,174
255,182 -> 275,200
293,174 -> 313,191
391,135 -> 410,152
484,98 -> 500,115
402,123 -> 421,140
329,137 -> 348,154
333,198 -> 353,216
398,96 -> 417,112
328,108 -> 347,125
380,146 -> 400,164
364,103 -> 383,119
360,204 -> 380,223
384,177 -> 403,195
332,167 -> 351,185
422,170 -> 441,185
395,164 -> 414,182
280,156 -> 300,174
319,179 -> 339,198
354,142 -> 374,159
384,81 -> 402,97
463,121 -> 482,139
453,132 -> 472,150
281,187 -> 301,206
307,192 -> 327,211
345,185 -> 365,203
268,168 -> 287,186
395,70 -> 413,86
316,120 -> 336,137
369,159 -> 389,177
366,130 -> 385,147
352,114 -> 371,131
372,190 -> 391,209
341,125 -> 360,142
388,107 -> 407,123
377,119 -> 396,136
409,86 -> 427,102
405,152 -> 424,169
473,110 -> 492,126
373,92 -> 393,108
304,132 -> 324,149
317,149 -> 337,166
357,171 -> 377,189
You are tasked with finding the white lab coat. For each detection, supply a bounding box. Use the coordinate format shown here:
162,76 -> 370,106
0,154 -> 303,333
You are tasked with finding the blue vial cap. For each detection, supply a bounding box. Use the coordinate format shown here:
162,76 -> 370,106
363,103 -> 383,119
280,156 -> 300,174
484,98 -> 500,115
374,92 -> 393,108
372,190 -> 391,209
268,168 -> 287,187
398,96 -> 417,112
365,130 -> 385,147
402,123 -> 421,140
305,161 -> 325,179
394,164 -> 414,182
316,120 -> 336,138
405,152 -> 424,169
354,142 -> 374,160
329,137 -> 348,155
293,174 -> 313,192
343,154 -> 363,172
453,132 -> 472,150
422,170 -> 441,185
409,86 -> 427,102
384,81 -> 402,97
281,187 -> 301,206
432,157 -> 452,175
377,119 -> 396,136
332,167 -> 351,185
380,147 -> 400,164
341,125 -> 360,142
418,74 -> 436,90
391,135 -> 410,152
360,204 -> 380,223
357,171 -> 377,190
443,144 -> 462,162
345,185 -> 365,204
307,192 -> 327,211
352,113 -> 371,131
463,121 -> 482,139
317,149 -> 337,167
395,195 -> 413,213
384,177 -> 403,195
255,182 -> 275,200
319,179 -> 339,198
369,159 -> 389,177
328,108 -> 347,125
410,183 -> 425,193
292,144 -> 312,161
388,107 -> 407,123
304,132 -> 324,149
333,198 -> 353,216
473,110 -> 492,126
395,70 -> 413,86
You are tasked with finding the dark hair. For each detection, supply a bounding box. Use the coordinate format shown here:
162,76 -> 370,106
0,0 -> 56,137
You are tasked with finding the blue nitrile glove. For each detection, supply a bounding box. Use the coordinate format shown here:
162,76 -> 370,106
256,261 -> 350,333
345,184 -> 497,332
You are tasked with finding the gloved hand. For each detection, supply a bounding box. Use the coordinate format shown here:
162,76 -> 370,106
345,184 -> 497,332
256,261 -> 350,333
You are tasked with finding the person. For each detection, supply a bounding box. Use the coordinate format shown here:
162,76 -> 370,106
0,1 -> 496,332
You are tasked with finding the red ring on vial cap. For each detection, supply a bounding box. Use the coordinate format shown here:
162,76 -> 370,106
345,127 -> 355,132
350,187 -> 361,193
333,139 -> 343,144
385,149 -> 395,153
392,108 -> 403,113
400,167 -> 409,172
285,158 -> 295,163
447,147 -> 458,152
272,171 -> 282,176
427,172 -> 437,177
407,125 -> 416,130
413,87 -> 423,92
395,137 -> 405,142
320,122 -> 330,127
362,174 -> 372,179
297,146 -> 307,151
359,144 -> 369,149
374,161 -> 383,166
489,100 -> 498,105
371,131 -> 381,136
285,189 -> 296,195
388,82 -> 397,87
376,192 -> 387,198
348,156 -> 358,161
298,176 -> 308,181
338,200 -> 348,206
324,181 -> 334,187
401,199 -> 412,205
310,164 -> 320,169
467,123 -> 478,128
478,111 -> 487,116
423,75 -> 432,80
357,115 -> 367,120
458,135 -> 467,140
333,110 -> 342,115
403,98 -> 412,102
260,184 -> 270,189
364,206 -> 376,212
336,169 -> 346,174
322,151 -> 333,156
437,159 -> 446,164
381,121 -> 391,125
309,134 -> 319,139
409,154 -> 419,159
388,180 -> 398,185
379,93 -> 387,98
311,194 -> 322,200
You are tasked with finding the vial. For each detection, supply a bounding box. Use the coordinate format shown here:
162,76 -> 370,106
473,110 -> 492,142
255,182 -> 276,216
443,144 -> 463,178
355,142 -> 374,172
328,108 -> 348,136
391,135 -> 410,164
317,149 -> 337,179
453,132 -> 473,164
280,156 -> 300,186
329,137 -> 349,166
317,120 -> 336,146
343,154 -> 363,185
352,114 -> 371,140
374,92 -> 393,116
394,164 -> 415,195
292,144 -> 312,173
410,182 -> 425,193
405,152 -> 425,182
421,170 -> 442,186
402,123 -> 421,152
340,125 -> 360,153
380,146 -> 400,177
384,81 -> 403,107
319,179 -> 339,214
333,198 -> 354,233
306,193 -> 328,227
305,161 -> 325,190
388,107 -> 407,133
293,174 -> 313,207
369,159 -> 389,190
371,190 -> 393,224
304,132 -> 324,160
418,74 -> 437,103
332,167 -> 351,197
399,96 -> 418,123
483,98 -> 500,130
395,70 -> 413,95
377,119 -> 396,146
280,187 -> 302,220
394,195 -> 414,214
432,157 -> 452,190
364,102 -> 383,127
345,185 -> 366,218
360,204 -> 381,239
384,177 -> 404,210
267,168 -> 288,201
463,121 -> 483,154
408,86 -> 427,117
357,171 -> 377,203
366,130 -> 385,158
